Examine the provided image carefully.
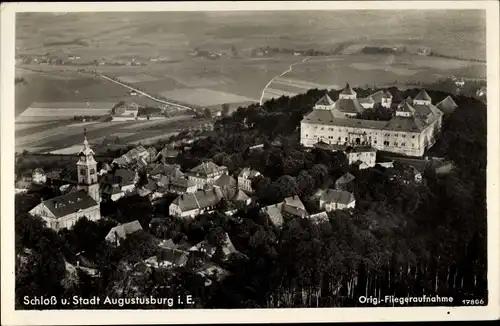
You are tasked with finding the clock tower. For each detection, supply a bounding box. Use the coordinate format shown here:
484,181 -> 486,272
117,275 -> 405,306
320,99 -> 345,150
77,129 -> 101,203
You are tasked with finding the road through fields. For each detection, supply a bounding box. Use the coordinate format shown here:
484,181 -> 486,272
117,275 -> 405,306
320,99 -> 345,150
100,75 -> 196,112
259,56 -> 310,105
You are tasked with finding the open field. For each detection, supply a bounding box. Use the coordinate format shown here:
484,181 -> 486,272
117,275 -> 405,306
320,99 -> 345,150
159,88 -> 258,107
15,114 -> 208,154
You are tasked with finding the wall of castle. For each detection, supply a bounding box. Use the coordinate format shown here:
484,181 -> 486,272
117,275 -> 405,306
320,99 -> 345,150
300,121 -> 429,157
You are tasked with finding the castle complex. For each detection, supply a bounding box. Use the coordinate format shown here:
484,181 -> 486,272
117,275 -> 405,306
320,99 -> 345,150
300,84 -> 444,157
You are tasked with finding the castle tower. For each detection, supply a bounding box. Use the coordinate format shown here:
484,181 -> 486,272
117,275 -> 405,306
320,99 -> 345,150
76,129 -> 101,203
338,83 -> 357,100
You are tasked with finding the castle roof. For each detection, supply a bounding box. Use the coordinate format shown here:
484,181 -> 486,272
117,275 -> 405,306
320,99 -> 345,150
333,98 -> 364,114
359,96 -> 375,104
398,101 -> 416,113
384,115 -> 425,132
414,89 -> 432,101
340,83 -> 356,95
42,190 -> 98,219
436,96 -> 458,114
315,93 -> 335,106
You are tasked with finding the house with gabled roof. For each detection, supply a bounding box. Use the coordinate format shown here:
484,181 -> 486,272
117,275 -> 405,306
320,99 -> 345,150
105,220 -> 143,247
335,172 -> 355,191
169,188 -> 224,218
213,174 -> 237,189
261,195 -> 309,227
29,189 -> 101,231
237,167 -> 261,193
169,185 -> 250,218
319,189 -> 356,212
186,161 -> 228,190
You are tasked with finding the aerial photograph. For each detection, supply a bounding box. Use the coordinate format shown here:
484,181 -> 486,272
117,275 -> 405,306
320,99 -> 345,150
14,10 -> 487,309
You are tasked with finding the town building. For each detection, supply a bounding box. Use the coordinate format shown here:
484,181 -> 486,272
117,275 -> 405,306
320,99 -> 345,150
144,247 -> 189,269
261,196 -> 309,227
237,168 -> 261,193
300,85 -> 444,157
112,145 -> 156,168
186,161 -> 228,190
335,172 -> 356,191
105,220 -> 143,247
213,174 -> 237,189
319,189 -> 356,212
313,143 -> 376,169
29,132 -> 101,231
169,186 -> 250,218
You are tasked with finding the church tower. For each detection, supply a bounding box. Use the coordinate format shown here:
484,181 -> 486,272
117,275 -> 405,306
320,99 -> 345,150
76,129 -> 101,203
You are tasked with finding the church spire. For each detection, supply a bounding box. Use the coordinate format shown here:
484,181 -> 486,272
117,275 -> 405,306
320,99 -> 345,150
83,128 -> 89,147
79,128 -> 94,157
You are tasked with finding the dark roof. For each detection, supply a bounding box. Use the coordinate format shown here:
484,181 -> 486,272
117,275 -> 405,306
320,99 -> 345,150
315,93 -> 335,106
384,115 -> 425,132
146,163 -> 183,178
171,188 -> 224,212
436,96 -> 458,114
261,203 -> 284,226
214,174 -> 237,188
336,172 -> 355,185
43,190 -> 98,219
106,220 -> 143,241
303,109 -> 335,123
340,83 -> 356,95
114,169 -> 136,185
397,101 -> 416,113
158,248 -> 189,265
320,189 -> 355,205
414,89 -> 432,101
359,96 -> 375,104
333,98 -> 364,114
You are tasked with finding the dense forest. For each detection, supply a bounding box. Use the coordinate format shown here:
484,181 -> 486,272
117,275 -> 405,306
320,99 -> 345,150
15,86 -> 487,308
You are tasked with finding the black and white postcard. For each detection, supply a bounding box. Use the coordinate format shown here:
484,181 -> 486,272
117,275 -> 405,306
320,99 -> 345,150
1,1 -> 499,324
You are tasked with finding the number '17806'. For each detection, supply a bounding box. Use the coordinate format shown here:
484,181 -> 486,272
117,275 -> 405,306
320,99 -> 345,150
462,299 -> 485,305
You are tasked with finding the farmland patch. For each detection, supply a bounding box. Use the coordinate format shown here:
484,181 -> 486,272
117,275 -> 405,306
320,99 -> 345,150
349,62 -> 416,76
264,87 -> 299,98
159,88 -> 258,106
117,74 -> 161,83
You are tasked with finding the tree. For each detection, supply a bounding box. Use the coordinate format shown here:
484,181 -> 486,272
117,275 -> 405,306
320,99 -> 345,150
221,103 -> 230,117
203,108 -> 212,119
115,195 -> 153,229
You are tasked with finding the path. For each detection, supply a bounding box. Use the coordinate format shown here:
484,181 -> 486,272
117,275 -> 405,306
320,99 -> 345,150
99,75 -> 196,112
259,56 -> 311,105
